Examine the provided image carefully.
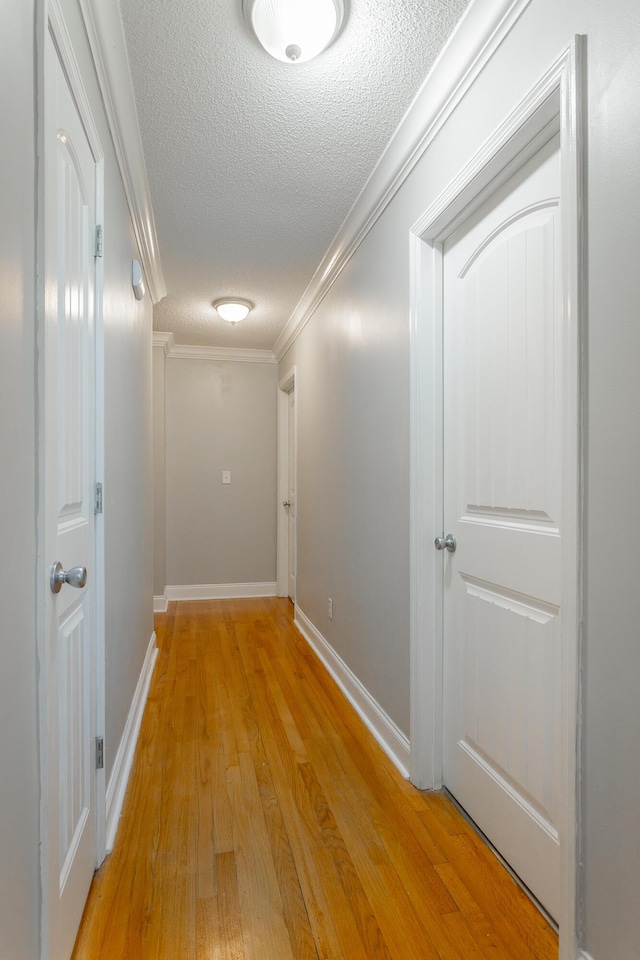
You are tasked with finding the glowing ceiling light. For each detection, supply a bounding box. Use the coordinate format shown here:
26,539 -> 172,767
243,0 -> 345,63
213,298 -> 253,324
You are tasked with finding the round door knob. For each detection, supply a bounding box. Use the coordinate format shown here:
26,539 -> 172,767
283,500 -> 292,508
50,561 -> 88,594
434,534 -> 456,554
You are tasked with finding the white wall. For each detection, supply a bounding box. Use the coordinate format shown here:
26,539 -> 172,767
0,1 -> 39,957
163,357 -> 278,589
279,2 -> 640,957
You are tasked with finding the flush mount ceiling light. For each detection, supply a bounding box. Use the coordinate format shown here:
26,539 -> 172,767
213,298 -> 254,324
242,0 -> 345,63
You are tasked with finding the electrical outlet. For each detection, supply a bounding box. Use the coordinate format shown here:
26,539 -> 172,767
222,471 -> 231,484
328,598 -> 333,620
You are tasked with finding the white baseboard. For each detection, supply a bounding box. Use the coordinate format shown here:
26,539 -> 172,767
579,952 -> 595,960
105,631 -> 158,852
294,607 -> 410,778
153,592 -> 168,613
165,581 -> 277,601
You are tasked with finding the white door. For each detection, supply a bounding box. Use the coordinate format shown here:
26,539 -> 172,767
43,35 -> 99,960
287,389 -> 296,601
442,135 -> 562,920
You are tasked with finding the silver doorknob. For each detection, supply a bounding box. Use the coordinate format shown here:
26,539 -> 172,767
434,534 -> 456,554
283,500 -> 292,508
50,561 -> 87,594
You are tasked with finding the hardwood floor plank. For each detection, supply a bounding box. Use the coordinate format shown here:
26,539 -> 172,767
304,742 -> 457,960
243,650 -> 367,960
251,733 -> 318,960
434,861 -> 516,960
257,646 -> 308,763
406,800 -> 554,960
196,897 -> 219,960
216,852 -> 247,960
298,761 -> 393,960
226,756 -> 295,960
245,652 -> 357,959
72,599 -> 557,960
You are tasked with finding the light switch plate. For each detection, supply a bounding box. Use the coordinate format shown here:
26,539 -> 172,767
222,471 -> 231,484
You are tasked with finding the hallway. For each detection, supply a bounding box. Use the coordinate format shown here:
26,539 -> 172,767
72,599 -> 557,960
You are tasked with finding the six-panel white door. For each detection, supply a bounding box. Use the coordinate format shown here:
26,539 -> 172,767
442,135 -> 562,920
44,35 -> 99,960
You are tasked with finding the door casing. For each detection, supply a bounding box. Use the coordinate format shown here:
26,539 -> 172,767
277,366 -> 297,599
36,1 -> 107,954
409,40 -> 585,960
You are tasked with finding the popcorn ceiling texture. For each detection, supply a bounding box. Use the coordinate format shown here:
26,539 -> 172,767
119,0 -> 469,349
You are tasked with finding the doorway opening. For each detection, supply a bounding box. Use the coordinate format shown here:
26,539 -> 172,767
409,42 -> 584,960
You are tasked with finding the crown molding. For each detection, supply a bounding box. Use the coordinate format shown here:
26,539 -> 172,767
170,343 -> 276,363
272,0 -> 533,361
77,0 -> 166,304
152,332 -> 276,364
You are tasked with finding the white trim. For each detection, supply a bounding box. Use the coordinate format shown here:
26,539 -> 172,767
272,0 -> 533,361
152,331 -> 174,356
47,0 -> 103,163
578,953 -> 595,960
76,0 -> 166,303
167,342 -> 276,364
153,593 -> 168,614
409,226 -> 444,792
165,582 -> 277,601
277,367 -> 297,598
93,134 -> 107,869
105,632 -> 158,852
278,367 -> 296,391
409,41 -> 584,960
294,607 -> 410,778
152,331 -> 276,364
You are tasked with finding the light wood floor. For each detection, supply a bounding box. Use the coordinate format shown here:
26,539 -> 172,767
72,598 -> 558,960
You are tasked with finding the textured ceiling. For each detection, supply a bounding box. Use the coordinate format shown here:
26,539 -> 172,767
119,0 -> 469,350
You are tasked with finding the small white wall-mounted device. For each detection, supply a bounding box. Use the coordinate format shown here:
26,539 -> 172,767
131,259 -> 146,301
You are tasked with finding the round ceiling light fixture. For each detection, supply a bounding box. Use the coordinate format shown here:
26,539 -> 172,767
242,0 -> 345,64
213,298 -> 254,324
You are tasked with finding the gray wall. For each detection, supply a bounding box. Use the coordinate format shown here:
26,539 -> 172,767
103,266 -> 153,784
280,2 -> 640,957
0,0 -> 154,953
282,259 -> 411,733
163,357 -> 277,588
152,344 -> 167,597
0,1 -> 39,957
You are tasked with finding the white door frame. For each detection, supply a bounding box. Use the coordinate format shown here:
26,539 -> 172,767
409,41 -> 585,960
36,0 -> 107,952
277,366 -> 297,598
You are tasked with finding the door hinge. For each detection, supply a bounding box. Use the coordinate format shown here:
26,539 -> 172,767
95,736 -> 104,770
94,481 -> 103,515
95,224 -> 103,258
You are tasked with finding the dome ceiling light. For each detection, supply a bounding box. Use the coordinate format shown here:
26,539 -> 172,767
213,298 -> 253,324
242,0 -> 345,64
